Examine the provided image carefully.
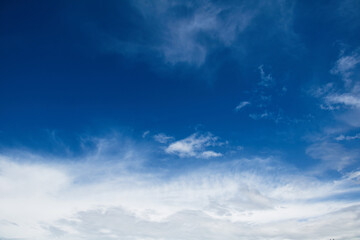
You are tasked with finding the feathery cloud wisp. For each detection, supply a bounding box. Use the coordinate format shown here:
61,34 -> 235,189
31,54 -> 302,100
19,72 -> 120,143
153,133 -> 174,144
235,101 -> 250,111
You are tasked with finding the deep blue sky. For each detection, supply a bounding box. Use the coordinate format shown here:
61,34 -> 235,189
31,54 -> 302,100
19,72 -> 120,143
2,0 -> 360,171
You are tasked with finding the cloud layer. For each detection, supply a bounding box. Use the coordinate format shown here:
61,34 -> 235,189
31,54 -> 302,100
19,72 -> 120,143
1,145 -> 360,240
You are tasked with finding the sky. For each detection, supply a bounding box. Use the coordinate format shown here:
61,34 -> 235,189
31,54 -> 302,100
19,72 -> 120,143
1,0 -> 360,239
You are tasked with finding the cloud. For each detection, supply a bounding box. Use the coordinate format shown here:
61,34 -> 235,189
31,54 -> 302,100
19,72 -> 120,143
1,150 -> 360,240
314,49 -> 360,112
336,133 -> 360,141
330,49 -> 360,85
234,101 -> 250,111
200,150 -> 222,158
142,130 -> 150,138
249,111 -> 271,120
165,132 -> 222,158
306,141 -> 358,171
153,133 -> 174,144
325,93 -> 360,109
131,0 -> 255,66
258,65 -> 275,87
309,82 -> 335,98
306,48 -> 360,174
97,0 -> 297,66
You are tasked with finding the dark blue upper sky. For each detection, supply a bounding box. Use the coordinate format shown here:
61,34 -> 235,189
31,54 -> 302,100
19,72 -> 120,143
1,0 -> 360,173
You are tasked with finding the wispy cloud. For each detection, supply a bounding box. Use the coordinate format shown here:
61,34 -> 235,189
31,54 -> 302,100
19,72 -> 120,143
142,130 -> 150,138
234,101 -> 250,111
165,132 -> 222,158
312,48 -> 360,116
98,0 -> 297,66
131,0 -> 256,65
330,49 -> 360,86
336,133 -> 360,141
305,47 -> 360,176
325,93 -> 360,108
306,141 -> 358,171
258,65 -> 275,87
153,133 -> 174,144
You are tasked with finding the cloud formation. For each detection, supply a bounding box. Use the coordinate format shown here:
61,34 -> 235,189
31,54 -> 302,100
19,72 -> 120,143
97,0 -> 297,66
153,133 -> 174,144
304,47 -> 360,175
165,132 -> 222,158
258,65 -> 275,87
1,150 -> 360,240
330,49 -> 360,85
325,93 -> 360,109
319,49 -> 360,111
132,0 -> 255,65
234,101 -> 250,111
306,141 -> 358,171
336,133 -> 360,141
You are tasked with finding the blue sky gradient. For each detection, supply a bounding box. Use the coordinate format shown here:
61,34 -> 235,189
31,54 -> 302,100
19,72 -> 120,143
1,0 -> 360,239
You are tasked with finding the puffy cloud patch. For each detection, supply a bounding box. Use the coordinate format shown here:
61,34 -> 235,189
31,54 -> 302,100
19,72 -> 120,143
165,132 -> 222,158
200,150 -> 223,159
330,49 -> 360,85
325,93 -> 360,109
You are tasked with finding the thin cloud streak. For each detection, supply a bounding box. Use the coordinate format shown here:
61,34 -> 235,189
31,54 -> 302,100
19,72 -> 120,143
235,101 -> 250,111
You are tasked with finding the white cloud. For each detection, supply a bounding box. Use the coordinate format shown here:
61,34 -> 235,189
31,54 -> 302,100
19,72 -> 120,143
1,151 -> 360,240
330,50 -> 360,85
200,150 -> 222,159
258,65 -> 275,87
142,130 -> 150,138
116,0 -> 296,66
336,133 -> 360,141
320,85 -> 360,110
310,82 -> 335,98
306,142 -> 358,171
165,132 -> 221,158
153,133 -> 174,144
152,2 -> 254,66
234,101 -> 250,111
325,93 -> 360,108
122,0 -> 256,66
314,49 -> 360,125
